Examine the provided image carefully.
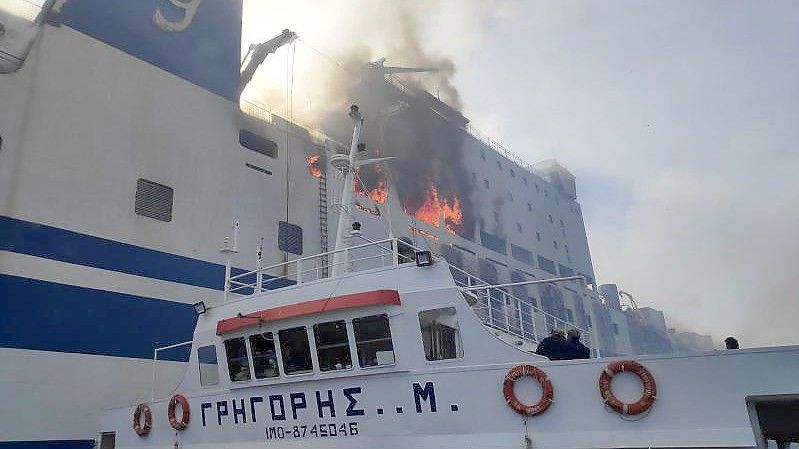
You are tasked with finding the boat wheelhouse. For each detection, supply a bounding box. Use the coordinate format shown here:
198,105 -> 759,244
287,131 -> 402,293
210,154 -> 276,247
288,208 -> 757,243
98,237 -> 799,449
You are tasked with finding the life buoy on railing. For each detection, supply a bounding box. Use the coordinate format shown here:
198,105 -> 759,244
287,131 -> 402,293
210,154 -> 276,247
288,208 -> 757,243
168,394 -> 191,430
133,403 -> 152,436
502,364 -> 554,416
598,360 -> 656,415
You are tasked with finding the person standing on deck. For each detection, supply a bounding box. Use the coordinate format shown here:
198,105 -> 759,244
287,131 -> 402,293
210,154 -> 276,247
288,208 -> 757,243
536,329 -> 567,360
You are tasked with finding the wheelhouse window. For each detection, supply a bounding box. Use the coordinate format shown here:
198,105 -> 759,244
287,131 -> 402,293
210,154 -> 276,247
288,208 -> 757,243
249,333 -> 280,379
353,314 -> 395,367
279,327 -> 313,375
197,345 -> 219,386
419,307 -> 463,361
224,337 -> 251,381
314,320 -> 352,371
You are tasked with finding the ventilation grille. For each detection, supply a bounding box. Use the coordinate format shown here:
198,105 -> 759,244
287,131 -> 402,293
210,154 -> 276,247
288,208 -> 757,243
278,221 -> 303,255
135,179 -> 173,222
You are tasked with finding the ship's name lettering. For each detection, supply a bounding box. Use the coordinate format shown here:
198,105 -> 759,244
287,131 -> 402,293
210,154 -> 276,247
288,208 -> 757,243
198,382 -> 439,427
199,387 -> 364,427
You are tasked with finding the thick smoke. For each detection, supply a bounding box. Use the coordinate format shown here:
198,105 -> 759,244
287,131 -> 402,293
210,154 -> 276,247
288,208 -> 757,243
242,0 -> 497,239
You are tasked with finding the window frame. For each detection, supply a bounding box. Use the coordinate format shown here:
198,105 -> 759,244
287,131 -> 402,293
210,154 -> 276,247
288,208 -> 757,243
418,304 -> 465,363
223,336 -> 254,383
278,326 -> 316,376
248,331 -> 282,380
312,320 -> 354,373
352,314 -> 396,369
197,344 -> 220,387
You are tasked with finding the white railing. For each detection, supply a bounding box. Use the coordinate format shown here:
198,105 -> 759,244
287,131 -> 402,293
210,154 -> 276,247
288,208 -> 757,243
449,265 -> 595,355
223,236 -> 595,355
226,238 -> 417,296
150,340 -> 193,401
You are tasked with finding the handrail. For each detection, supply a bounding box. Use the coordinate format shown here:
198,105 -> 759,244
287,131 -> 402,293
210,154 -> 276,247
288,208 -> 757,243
449,264 -> 595,355
150,340 -> 193,401
224,238 -> 422,296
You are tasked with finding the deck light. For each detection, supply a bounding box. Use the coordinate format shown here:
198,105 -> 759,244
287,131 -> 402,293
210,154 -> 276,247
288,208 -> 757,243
193,301 -> 207,315
415,250 -> 433,267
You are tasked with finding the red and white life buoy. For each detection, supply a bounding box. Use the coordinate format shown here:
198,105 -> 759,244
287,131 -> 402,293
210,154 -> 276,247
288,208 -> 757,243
133,403 -> 152,436
502,364 -> 554,417
168,394 -> 191,430
598,360 -> 656,415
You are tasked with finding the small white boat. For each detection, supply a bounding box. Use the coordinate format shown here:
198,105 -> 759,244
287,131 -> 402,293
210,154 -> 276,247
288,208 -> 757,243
97,108 -> 799,449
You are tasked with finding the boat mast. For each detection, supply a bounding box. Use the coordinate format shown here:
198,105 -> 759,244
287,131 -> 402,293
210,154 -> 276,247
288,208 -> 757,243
330,105 -> 364,275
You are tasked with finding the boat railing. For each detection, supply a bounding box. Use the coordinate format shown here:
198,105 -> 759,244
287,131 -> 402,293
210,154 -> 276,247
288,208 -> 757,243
449,264 -> 596,356
226,237 -> 418,297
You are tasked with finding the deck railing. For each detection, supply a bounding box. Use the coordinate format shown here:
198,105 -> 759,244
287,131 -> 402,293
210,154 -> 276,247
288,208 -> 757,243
226,238 -> 414,295
449,265 -> 595,355
224,237 -> 595,356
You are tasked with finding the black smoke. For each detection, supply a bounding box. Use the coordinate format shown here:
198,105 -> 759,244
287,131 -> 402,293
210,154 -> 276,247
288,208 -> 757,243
321,68 -> 477,239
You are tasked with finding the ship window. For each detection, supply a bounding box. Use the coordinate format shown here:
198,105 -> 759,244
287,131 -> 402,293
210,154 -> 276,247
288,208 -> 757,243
249,333 -> 280,379
510,169 -> 516,178
517,223 -> 522,233
135,179 -> 173,222
239,129 -> 278,158
197,345 -> 220,386
419,307 -> 463,361
612,323 -> 619,335
314,320 -> 352,371
528,203 -> 532,212
99,432 -> 116,449
536,232 -> 541,241
279,326 -> 313,375
224,337 -> 251,382
484,179 -> 490,189
353,314 -> 395,367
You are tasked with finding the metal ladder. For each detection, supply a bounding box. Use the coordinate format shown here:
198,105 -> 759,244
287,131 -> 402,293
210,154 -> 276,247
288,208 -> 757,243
318,172 -> 329,277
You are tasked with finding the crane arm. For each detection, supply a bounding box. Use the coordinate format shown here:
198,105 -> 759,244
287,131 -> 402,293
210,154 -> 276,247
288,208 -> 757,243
239,29 -> 298,94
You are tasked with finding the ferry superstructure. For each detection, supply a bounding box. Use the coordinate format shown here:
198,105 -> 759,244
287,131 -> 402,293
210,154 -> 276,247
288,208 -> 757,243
0,0 -> 725,447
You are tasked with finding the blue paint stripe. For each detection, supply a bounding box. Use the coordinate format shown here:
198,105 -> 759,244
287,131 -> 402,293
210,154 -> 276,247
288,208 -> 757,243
0,274 -> 196,360
0,215 -> 227,290
0,215 -> 294,292
0,441 -> 93,449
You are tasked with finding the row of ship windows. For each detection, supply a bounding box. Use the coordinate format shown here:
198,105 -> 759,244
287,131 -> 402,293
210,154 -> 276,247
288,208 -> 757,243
472,170 -> 579,215
196,308 -> 463,387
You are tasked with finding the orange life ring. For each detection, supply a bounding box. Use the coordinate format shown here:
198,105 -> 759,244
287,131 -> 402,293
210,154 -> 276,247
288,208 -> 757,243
168,394 -> 191,430
503,364 -> 554,416
133,403 -> 152,436
598,360 -> 656,415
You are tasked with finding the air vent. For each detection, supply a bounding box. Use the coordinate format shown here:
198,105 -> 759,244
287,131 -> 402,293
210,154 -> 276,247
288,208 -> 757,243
240,129 -> 278,158
135,179 -> 173,222
278,221 -> 303,255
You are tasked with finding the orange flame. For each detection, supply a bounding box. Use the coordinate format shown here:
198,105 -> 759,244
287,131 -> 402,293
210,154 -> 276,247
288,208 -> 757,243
408,182 -> 464,235
413,183 -> 442,228
307,154 -> 322,178
353,168 -> 388,204
442,197 -> 464,235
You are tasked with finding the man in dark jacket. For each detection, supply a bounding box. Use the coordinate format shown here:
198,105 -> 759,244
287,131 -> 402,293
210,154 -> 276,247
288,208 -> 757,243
564,329 -> 590,359
535,329 -> 567,360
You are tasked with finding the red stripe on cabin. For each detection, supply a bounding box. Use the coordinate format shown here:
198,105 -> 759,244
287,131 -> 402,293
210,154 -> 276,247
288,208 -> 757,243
216,289 -> 400,335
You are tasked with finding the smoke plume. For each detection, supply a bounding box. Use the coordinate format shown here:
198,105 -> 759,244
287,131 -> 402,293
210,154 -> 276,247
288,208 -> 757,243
241,0 -> 505,239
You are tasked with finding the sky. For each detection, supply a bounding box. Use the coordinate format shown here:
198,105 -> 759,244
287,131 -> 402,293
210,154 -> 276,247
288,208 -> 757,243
243,0 -> 799,347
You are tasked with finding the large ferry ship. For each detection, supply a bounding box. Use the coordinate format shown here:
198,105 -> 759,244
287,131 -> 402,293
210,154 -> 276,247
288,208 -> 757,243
2,1 -> 789,448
